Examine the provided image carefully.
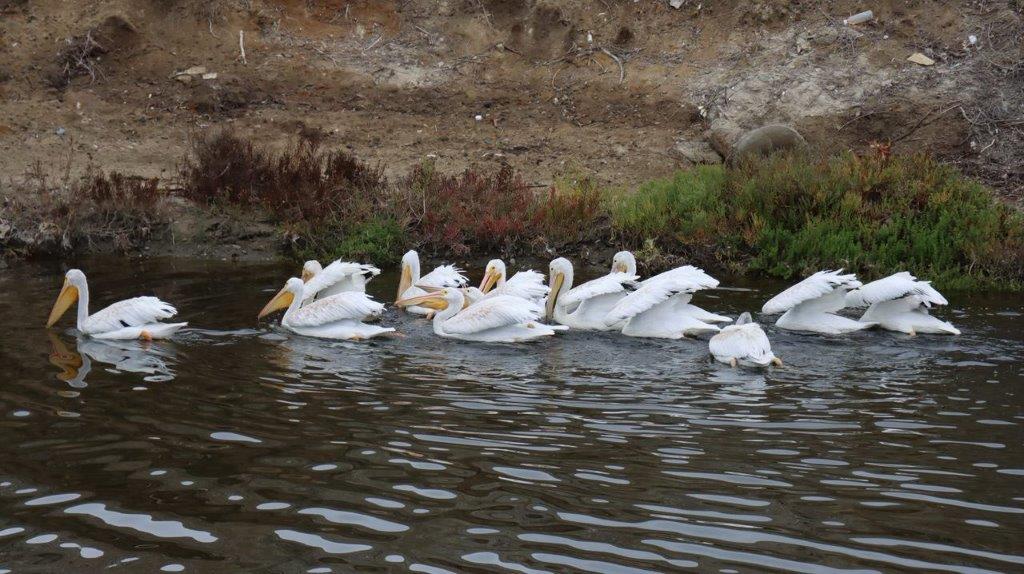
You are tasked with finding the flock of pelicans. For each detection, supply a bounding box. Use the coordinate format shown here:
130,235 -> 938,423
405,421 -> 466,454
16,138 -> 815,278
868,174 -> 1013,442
45,250 -> 960,368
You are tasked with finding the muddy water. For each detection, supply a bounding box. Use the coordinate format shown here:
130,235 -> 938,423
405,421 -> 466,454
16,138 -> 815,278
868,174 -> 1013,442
0,257 -> 1022,573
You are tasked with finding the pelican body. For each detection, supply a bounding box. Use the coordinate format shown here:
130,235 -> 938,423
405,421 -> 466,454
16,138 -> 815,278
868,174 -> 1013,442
260,278 -> 394,340
301,260 -> 380,303
397,288 -> 558,342
845,272 -> 960,335
762,270 -> 872,335
709,312 -> 782,367
606,265 -> 728,338
46,269 -> 186,340
396,250 -> 468,315
477,259 -> 549,303
546,257 -> 639,330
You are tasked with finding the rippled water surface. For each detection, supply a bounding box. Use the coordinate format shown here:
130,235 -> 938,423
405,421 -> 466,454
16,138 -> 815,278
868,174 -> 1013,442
1,257 -> 1022,573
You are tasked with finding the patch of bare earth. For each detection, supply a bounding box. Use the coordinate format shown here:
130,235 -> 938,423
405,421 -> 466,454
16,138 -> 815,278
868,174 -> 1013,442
0,0 -> 1020,209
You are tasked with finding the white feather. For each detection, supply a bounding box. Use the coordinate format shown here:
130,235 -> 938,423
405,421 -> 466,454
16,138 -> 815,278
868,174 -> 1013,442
488,270 -> 549,302
845,272 -> 948,308
285,292 -> 384,328
302,261 -> 380,303
762,270 -> 861,314
81,297 -> 178,334
607,266 -> 717,325
442,295 -> 542,335
560,272 -> 638,312
709,316 -> 778,367
418,265 -> 468,288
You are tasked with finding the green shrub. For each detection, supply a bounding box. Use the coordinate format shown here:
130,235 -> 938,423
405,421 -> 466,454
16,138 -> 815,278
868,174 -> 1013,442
292,217 -> 407,267
609,152 -> 1024,289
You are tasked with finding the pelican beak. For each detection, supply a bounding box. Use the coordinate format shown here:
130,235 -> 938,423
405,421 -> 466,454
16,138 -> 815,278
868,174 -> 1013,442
301,269 -> 315,282
48,332 -> 83,382
258,286 -> 295,319
47,279 -> 79,327
479,269 -> 500,293
396,264 -> 413,302
395,292 -> 448,311
545,272 -> 564,321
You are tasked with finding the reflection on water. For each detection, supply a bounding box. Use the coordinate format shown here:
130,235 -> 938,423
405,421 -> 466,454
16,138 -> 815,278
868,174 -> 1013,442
0,257 -> 1022,573
48,333 -> 177,387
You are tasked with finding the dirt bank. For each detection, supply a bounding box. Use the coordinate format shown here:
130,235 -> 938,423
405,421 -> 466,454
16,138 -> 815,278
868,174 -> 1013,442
1,1 -> 1020,197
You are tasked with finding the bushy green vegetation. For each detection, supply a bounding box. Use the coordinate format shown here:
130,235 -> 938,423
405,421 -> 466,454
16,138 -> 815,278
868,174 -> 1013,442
609,153 -> 1024,289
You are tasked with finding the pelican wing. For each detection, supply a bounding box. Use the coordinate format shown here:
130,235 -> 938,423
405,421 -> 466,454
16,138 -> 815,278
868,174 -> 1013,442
605,266 -> 717,325
762,270 -> 861,314
641,265 -> 719,289
490,270 -> 549,301
442,295 -> 541,335
560,272 -> 638,312
286,292 -> 384,327
845,272 -> 947,307
710,323 -> 774,365
302,261 -> 380,303
82,297 -> 178,333
418,265 -> 468,288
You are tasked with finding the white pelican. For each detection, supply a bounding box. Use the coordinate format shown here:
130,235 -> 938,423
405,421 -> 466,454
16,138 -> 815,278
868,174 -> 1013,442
397,288 -> 558,342
709,312 -> 782,367
611,250 -> 637,274
546,257 -> 639,330
475,259 -> 549,303
46,269 -> 186,340
260,277 -> 394,340
761,270 -> 872,334
396,250 -> 468,315
844,272 -> 960,335
301,260 -> 380,303
605,265 -> 726,338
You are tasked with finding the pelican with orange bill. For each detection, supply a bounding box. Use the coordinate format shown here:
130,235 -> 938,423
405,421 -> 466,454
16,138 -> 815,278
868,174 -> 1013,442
46,269 -> 186,340
396,288 -> 562,342
258,277 -> 394,340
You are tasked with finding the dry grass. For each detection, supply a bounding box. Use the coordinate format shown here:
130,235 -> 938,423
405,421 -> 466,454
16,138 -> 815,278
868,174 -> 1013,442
2,158 -> 168,254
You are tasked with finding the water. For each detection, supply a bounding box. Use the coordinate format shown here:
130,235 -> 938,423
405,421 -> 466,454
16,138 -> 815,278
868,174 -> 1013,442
1,257 -> 1022,573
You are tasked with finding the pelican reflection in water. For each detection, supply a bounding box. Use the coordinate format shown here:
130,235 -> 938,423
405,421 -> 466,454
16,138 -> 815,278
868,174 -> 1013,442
48,332 -> 177,387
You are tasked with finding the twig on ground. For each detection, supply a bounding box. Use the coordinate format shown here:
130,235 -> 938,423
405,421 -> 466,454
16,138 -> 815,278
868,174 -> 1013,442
239,30 -> 247,64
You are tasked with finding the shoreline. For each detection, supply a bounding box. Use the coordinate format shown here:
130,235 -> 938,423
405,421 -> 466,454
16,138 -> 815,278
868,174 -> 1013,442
3,134 -> 1022,292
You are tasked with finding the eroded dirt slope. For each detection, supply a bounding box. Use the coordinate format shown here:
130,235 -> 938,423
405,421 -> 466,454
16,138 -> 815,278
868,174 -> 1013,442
0,1 -> 1020,197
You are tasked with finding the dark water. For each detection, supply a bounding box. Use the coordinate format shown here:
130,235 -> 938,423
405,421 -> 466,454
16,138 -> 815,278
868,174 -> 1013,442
1,257 -> 1022,573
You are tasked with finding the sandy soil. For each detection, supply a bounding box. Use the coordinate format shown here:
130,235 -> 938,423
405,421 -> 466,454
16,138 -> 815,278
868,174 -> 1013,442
0,0 -> 1020,200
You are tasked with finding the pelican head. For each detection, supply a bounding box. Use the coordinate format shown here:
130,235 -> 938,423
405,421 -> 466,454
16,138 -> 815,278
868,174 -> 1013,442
611,251 -> 637,275
302,260 -> 323,282
259,277 -> 304,319
47,269 -> 87,327
479,259 -> 506,293
735,312 -> 754,325
397,250 -> 420,302
546,257 -> 573,321
395,287 -> 455,311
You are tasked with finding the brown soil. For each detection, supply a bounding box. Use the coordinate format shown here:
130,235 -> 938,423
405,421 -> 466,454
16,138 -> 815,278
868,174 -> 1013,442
0,0 -> 1020,202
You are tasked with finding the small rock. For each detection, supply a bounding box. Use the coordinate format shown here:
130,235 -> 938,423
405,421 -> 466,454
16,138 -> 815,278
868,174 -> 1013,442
669,0 -> 684,8
183,66 -> 207,76
175,74 -> 193,84
55,127 -> 66,136
674,138 -> 722,165
731,124 -> 807,164
201,72 -> 218,80
474,114 -> 483,122
907,53 -> 935,66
